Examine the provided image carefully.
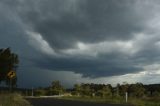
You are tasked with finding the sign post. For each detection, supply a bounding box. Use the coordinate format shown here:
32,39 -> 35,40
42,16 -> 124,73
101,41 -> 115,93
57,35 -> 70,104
125,92 -> 128,103
7,71 -> 16,92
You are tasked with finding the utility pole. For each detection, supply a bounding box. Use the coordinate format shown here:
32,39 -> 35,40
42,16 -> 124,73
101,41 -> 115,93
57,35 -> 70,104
32,87 -> 34,97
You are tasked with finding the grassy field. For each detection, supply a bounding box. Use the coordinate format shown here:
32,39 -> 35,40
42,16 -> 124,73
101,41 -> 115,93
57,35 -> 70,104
60,96 -> 160,106
0,93 -> 32,106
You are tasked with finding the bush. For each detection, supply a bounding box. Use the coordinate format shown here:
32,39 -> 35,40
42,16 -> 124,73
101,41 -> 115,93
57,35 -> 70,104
34,89 -> 47,96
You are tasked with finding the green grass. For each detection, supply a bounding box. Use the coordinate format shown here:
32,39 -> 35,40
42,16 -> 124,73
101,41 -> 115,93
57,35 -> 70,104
128,97 -> 160,106
60,96 -> 160,106
60,96 -> 126,104
142,97 -> 160,106
0,93 -> 32,106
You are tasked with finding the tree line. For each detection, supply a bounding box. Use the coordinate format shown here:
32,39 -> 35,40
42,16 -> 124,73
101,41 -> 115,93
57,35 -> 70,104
33,81 -> 160,98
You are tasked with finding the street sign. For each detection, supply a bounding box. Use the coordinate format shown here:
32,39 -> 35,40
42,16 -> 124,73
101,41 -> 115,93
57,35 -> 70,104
7,71 -> 16,79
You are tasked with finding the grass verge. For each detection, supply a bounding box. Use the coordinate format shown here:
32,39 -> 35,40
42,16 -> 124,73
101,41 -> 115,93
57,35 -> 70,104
0,93 -> 32,106
60,96 -> 160,106
60,96 -> 126,104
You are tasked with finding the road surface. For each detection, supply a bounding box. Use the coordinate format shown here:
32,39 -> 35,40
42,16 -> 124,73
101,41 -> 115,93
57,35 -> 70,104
26,98 -> 132,106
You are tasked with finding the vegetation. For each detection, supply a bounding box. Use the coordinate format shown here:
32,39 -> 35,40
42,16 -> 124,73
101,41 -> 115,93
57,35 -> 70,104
0,48 -> 19,87
60,96 -> 160,106
0,48 -> 30,106
0,93 -> 32,106
34,80 -> 65,96
33,81 -> 160,106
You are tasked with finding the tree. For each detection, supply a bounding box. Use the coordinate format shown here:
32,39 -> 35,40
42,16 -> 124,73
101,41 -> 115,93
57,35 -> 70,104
115,83 -> 120,97
0,48 -> 19,86
74,84 -> 82,96
50,80 -> 64,95
96,85 -> 112,98
128,83 -> 145,97
119,82 -> 129,97
81,83 -> 92,96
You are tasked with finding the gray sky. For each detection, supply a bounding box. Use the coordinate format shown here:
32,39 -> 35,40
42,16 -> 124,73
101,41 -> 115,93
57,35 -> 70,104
0,0 -> 160,88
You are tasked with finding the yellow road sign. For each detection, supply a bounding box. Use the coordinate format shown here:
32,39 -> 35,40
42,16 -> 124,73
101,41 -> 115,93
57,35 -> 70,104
7,71 -> 16,78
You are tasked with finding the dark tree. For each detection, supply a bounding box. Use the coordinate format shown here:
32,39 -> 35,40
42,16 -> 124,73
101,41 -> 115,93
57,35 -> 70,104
0,48 -> 19,86
74,84 -> 82,96
50,80 -> 64,95
128,83 -> 145,97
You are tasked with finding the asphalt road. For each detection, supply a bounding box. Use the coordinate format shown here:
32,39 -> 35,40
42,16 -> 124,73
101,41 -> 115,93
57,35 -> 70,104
26,98 -> 132,106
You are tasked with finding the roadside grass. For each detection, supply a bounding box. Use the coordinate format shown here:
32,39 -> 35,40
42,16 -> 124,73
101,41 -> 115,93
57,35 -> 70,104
128,97 -> 160,106
60,96 -> 160,106
142,97 -> 160,106
60,96 -> 126,104
0,93 -> 32,106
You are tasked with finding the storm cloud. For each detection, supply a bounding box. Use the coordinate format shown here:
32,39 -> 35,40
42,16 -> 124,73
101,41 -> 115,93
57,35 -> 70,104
0,0 -> 160,87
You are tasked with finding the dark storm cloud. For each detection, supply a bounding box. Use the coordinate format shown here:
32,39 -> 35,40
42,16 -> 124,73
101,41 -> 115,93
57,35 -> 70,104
29,49 -> 136,78
1,0 -> 160,87
12,0 -> 152,49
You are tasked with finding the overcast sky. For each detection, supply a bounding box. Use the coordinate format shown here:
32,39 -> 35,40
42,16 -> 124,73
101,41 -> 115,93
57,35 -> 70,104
1,0 -> 160,88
